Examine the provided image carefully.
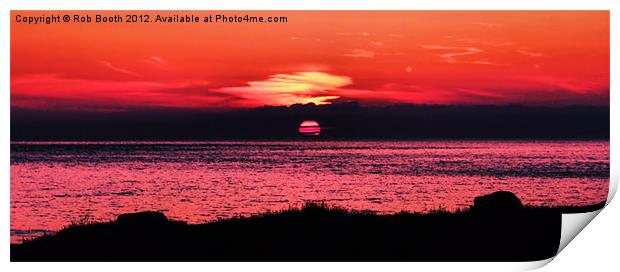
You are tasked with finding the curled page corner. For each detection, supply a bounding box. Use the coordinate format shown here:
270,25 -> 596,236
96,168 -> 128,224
514,257 -> 555,271
557,173 -> 618,254
606,174 -> 618,203
558,209 -> 603,253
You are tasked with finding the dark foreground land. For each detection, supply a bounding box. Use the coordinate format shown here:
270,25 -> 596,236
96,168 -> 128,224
11,191 -> 605,261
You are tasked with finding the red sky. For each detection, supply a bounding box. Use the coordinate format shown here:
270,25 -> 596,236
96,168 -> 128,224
11,11 -> 609,111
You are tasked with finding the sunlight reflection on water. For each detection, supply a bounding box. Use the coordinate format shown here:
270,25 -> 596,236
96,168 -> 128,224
10,141 -> 609,243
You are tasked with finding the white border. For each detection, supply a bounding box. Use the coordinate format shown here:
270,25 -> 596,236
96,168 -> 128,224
2,1 -> 617,271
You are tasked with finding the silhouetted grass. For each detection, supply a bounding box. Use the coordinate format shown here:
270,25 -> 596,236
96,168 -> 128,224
11,198 -> 606,262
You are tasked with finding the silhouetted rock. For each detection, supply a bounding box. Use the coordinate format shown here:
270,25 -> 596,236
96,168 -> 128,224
473,191 -> 523,212
116,211 -> 168,225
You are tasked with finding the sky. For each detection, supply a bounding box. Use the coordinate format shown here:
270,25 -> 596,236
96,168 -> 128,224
11,11 -> 610,112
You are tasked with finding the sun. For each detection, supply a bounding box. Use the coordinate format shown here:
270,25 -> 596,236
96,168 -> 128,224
299,120 -> 321,136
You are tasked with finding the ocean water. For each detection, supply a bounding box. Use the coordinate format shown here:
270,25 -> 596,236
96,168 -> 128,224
10,141 -> 609,243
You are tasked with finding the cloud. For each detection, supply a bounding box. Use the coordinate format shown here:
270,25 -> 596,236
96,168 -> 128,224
423,38 -> 519,66
330,78 -> 608,106
421,45 -> 483,63
342,49 -> 375,58
481,41 -> 514,47
382,52 -> 406,56
218,72 -> 352,106
470,61 -> 507,66
336,32 -> 370,36
98,61 -> 140,77
331,84 -> 506,105
10,74 -> 241,110
278,63 -> 331,72
455,38 -> 475,44
144,56 -> 166,65
446,36 -> 514,47
523,76 -> 607,94
452,88 -> 506,99
472,22 -> 501,28
517,48 -> 543,57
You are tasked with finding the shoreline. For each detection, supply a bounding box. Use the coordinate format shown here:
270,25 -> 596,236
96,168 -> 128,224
10,200 -> 607,245
11,192 -> 606,261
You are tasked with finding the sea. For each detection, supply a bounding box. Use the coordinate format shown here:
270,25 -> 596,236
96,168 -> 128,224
10,140 -> 609,243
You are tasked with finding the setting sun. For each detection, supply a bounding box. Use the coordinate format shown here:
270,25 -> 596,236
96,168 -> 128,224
299,120 -> 321,136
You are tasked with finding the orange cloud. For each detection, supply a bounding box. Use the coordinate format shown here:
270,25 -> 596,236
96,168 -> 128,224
10,74 -> 234,110
342,49 -> 375,58
421,45 -> 483,64
218,72 -> 351,106
98,61 -> 140,77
